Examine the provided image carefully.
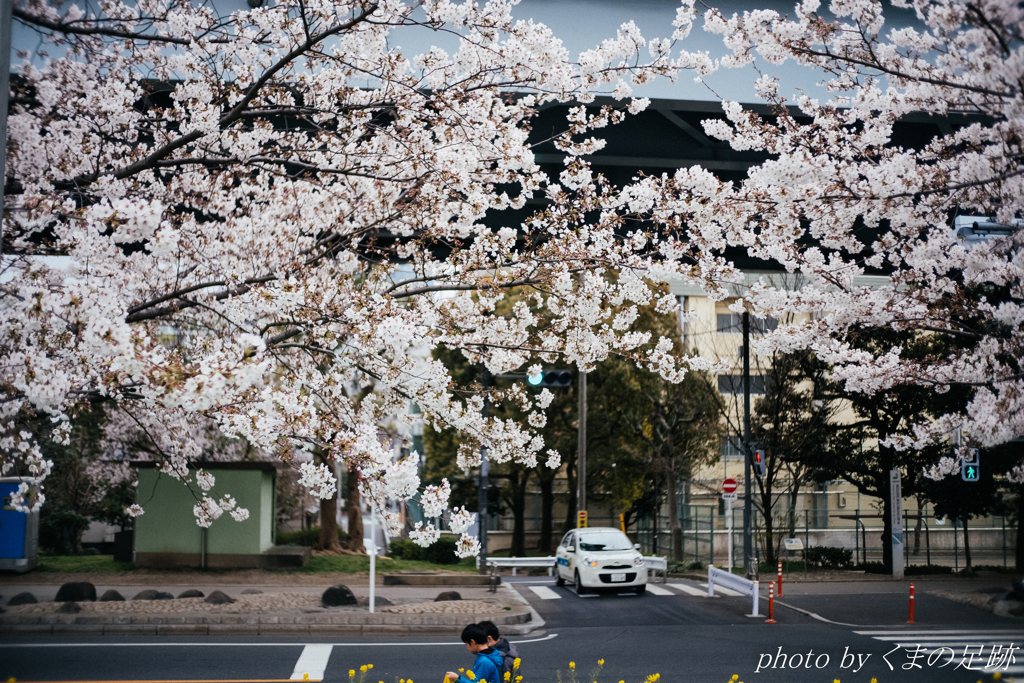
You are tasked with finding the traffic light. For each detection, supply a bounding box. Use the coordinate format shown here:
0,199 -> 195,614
753,449 -> 767,478
962,448 -> 980,482
526,368 -> 572,388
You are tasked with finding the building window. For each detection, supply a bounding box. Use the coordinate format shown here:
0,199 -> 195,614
716,313 -> 779,334
718,374 -> 767,395
721,437 -> 744,460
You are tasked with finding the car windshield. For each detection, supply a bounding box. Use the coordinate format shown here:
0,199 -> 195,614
577,532 -> 633,551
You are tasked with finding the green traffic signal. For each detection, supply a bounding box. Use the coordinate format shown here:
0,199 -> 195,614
962,448 -> 980,481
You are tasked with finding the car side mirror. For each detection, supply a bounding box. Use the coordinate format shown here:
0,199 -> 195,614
634,543 -> 641,550
567,545 -> 575,552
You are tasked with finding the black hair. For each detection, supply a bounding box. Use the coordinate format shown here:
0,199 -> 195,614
461,623 -> 488,645
478,620 -> 500,640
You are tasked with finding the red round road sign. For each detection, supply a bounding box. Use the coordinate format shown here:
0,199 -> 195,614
723,478 -> 738,493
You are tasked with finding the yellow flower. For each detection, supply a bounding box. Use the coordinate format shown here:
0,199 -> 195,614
570,663 -> 575,669
513,659 -> 521,669
369,666 -> 374,670
466,671 -> 476,680
303,675 -> 309,681
361,666 -> 368,673
995,675 -> 1003,681
732,678 -> 739,682
349,671 -> 356,678
504,674 -> 511,682
598,660 -> 604,666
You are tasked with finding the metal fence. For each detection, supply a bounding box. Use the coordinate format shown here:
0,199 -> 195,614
629,504 -> 1018,570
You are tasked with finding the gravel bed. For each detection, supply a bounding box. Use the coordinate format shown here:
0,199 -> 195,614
3,593 -> 514,616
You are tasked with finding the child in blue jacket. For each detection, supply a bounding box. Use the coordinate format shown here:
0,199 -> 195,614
446,624 -> 503,683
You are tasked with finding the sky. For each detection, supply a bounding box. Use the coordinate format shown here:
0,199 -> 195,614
10,0 -> 923,106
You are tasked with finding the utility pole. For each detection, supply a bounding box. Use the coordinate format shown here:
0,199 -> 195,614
478,365 -> 490,573
0,0 -> 12,251
742,311 -> 753,576
576,271 -> 588,528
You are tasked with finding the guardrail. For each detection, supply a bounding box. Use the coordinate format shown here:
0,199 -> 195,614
708,565 -> 760,617
487,557 -> 556,576
644,556 -> 668,583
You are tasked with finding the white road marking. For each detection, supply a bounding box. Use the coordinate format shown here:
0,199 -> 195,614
643,584 -> 673,596
291,644 -> 333,681
667,583 -> 707,597
528,585 -> 561,600
855,630 -> 1024,636
699,582 -> 742,597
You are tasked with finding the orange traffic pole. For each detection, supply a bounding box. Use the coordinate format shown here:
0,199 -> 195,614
908,583 -> 915,624
765,582 -> 777,623
777,561 -> 783,597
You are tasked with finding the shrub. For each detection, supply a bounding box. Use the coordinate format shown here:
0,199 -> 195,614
804,545 -> 853,569
276,525 -> 348,548
39,504 -> 91,555
905,564 -> 953,575
421,535 -> 459,565
386,536 -> 458,563
387,539 -> 422,561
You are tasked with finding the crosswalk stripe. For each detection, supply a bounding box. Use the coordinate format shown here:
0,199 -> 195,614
528,585 -> 561,600
290,644 -> 332,681
644,584 -> 674,596
699,582 -> 743,597
667,583 -> 707,597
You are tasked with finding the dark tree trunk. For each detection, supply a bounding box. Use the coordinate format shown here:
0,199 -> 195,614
319,486 -> 344,552
317,453 -> 344,553
666,458 -> 683,562
963,516 -> 973,571
881,492 -> 893,573
510,475 -> 528,558
538,475 -> 555,552
1016,487 -> 1024,571
344,463 -> 365,554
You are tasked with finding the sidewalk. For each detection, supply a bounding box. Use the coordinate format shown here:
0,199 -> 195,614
0,572 -> 541,637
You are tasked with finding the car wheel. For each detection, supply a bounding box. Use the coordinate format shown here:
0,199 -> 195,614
634,584 -> 646,596
556,573 -> 565,587
574,570 -> 587,595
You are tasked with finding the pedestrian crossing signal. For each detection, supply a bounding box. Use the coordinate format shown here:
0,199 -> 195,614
962,448 -> 980,482
753,449 -> 767,478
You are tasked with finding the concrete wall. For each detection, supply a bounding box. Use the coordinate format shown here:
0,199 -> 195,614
134,465 -> 275,567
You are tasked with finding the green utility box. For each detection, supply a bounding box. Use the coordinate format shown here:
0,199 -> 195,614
132,462 -> 287,569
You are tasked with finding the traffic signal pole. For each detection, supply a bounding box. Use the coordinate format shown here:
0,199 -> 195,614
578,368 -> 587,520
742,311 -> 753,577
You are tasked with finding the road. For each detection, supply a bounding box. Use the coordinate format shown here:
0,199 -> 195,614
2,577 -> 1021,683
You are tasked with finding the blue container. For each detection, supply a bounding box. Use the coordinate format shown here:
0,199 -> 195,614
0,478 -> 40,572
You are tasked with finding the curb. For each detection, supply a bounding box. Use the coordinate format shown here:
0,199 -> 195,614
0,606 -> 533,637
496,583 -> 545,636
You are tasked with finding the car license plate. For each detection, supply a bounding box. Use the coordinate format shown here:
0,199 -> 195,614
610,573 -> 626,582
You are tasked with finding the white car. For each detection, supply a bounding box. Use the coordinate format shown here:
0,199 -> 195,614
555,527 -> 648,594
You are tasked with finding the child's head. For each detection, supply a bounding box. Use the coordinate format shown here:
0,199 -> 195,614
461,623 -> 489,653
478,620 -> 500,646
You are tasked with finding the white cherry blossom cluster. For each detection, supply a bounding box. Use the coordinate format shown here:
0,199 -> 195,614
409,522 -> 441,548
420,479 -> 452,519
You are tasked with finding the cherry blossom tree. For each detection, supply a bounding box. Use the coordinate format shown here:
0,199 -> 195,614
645,0 -> 1024,474
3,0 -> 1023,550
0,0 -> 709,547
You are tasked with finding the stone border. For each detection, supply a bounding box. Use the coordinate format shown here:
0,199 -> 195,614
0,606 -> 531,636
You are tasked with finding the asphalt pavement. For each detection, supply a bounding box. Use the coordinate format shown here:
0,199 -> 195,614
1,575 -> 1020,683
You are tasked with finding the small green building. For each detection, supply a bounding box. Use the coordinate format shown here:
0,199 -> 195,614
133,461 -> 304,568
